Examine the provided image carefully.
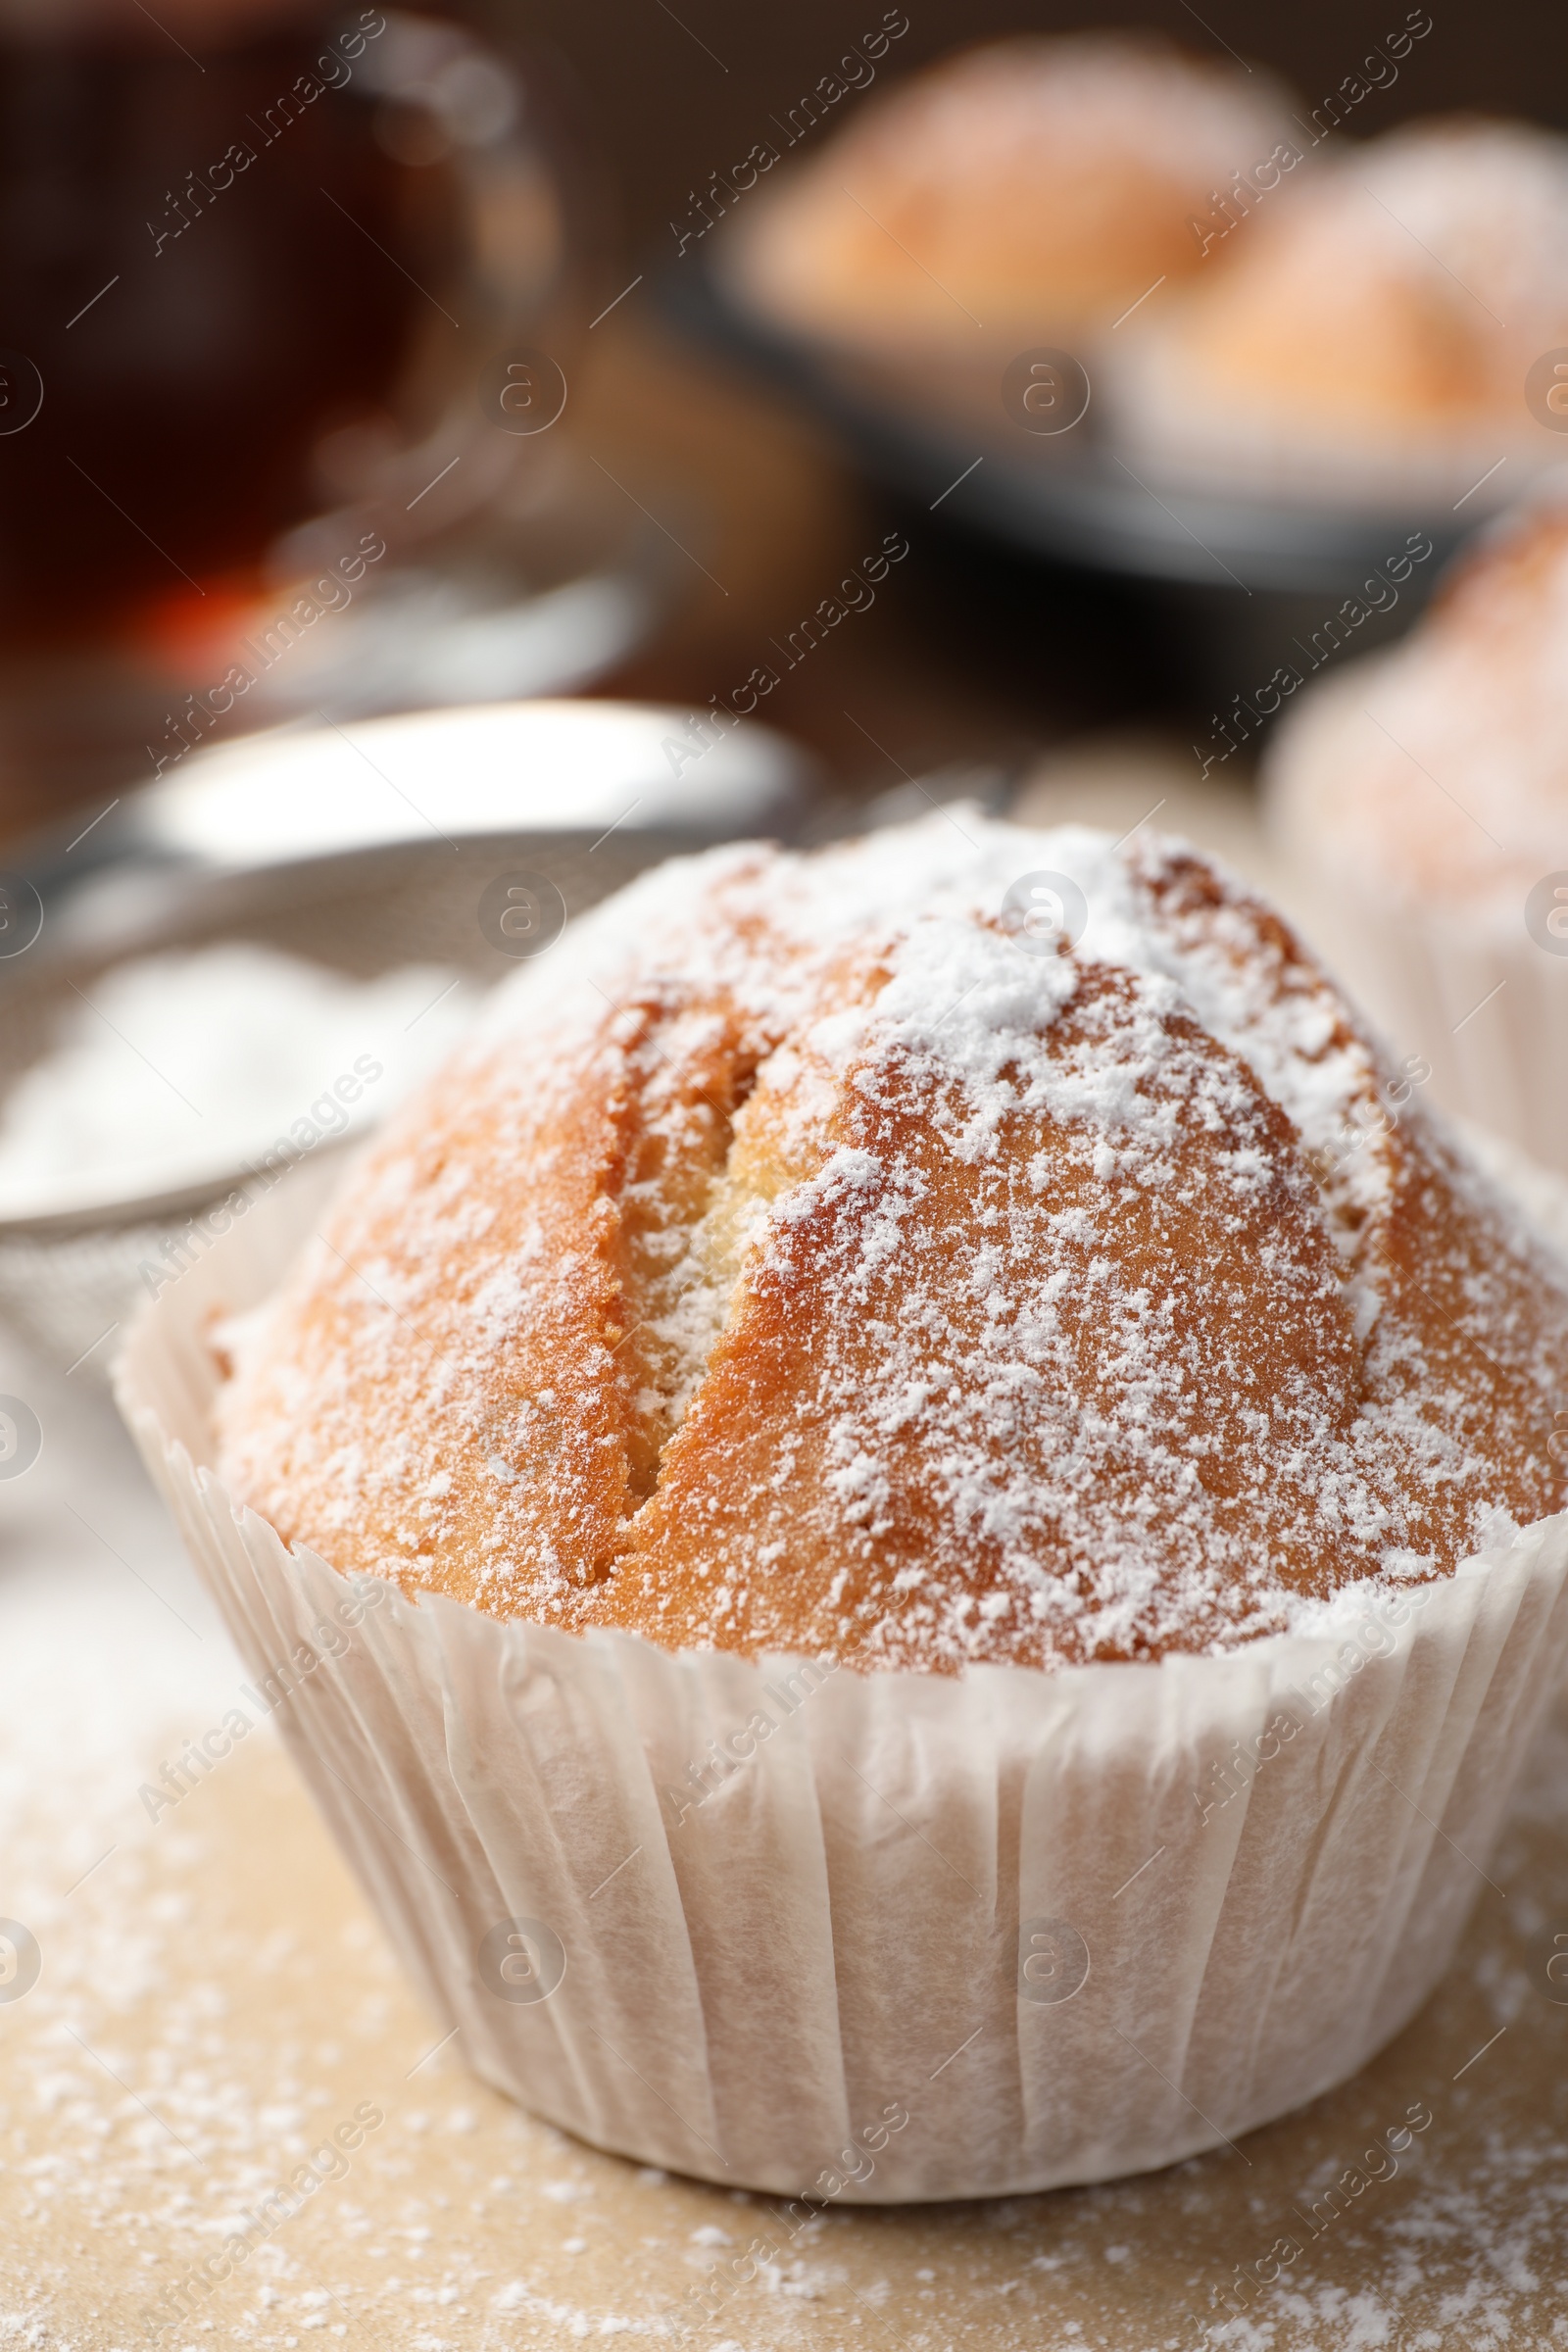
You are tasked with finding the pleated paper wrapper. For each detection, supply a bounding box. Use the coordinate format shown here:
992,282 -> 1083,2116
1315,901 -> 1568,1177
116,1156 -> 1568,2203
1299,867 -> 1568,1180
1265,690 -> 1568,1178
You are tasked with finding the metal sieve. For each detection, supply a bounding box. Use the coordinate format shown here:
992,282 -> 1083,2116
0,699 -> 813,1375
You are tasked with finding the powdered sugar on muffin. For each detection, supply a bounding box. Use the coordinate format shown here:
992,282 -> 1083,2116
216,817 -> 1568,1671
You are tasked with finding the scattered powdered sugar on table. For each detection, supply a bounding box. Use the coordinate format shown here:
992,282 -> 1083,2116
0,944 -> 475,1220
217,813 -> 1568,1671
4,1624 -> 1568,2345
8,815 -> 1566,2342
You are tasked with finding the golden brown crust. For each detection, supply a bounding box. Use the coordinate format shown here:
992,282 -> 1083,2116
1129,117 -> 1568,438
726,34 -> 1293,346
217,822 -> 1568,1672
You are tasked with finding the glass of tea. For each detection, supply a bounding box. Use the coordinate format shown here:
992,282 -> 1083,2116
0,0 -> 602,820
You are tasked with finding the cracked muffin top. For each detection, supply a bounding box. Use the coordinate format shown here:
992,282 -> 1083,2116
215,815 -> 1568,1671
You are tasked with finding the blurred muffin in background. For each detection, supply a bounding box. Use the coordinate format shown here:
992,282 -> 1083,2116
1265,487 -> 1568,1169
720,33 -> 1297,352
1108,119 -> 1568,507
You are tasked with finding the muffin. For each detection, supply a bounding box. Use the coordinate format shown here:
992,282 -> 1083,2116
720,34 -> 1297,354
1266,488 -> 1568,1169
1108,118 -> 1568,506
121,816 -> 1568,2200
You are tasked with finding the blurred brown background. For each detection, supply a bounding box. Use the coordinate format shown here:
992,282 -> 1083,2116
465,0 -> 1568,803
496,0 -> 1568,254
4,0 -> 1566,844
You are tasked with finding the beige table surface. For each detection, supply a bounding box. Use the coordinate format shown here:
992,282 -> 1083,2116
4,756 -> 1568,2351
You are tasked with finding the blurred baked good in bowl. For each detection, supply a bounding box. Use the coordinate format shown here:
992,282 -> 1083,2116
1107,118 -> 1568,508
718,32 -> 1297,353
1265,485 -> 1568,1166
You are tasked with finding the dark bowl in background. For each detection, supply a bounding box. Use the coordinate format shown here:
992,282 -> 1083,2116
661,248 -> 1483,746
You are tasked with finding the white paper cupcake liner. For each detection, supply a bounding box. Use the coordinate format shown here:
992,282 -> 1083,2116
1264,692 -> 1568,1174
1304,897 -> 1568,1174
116,1158 -> 1568,2201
